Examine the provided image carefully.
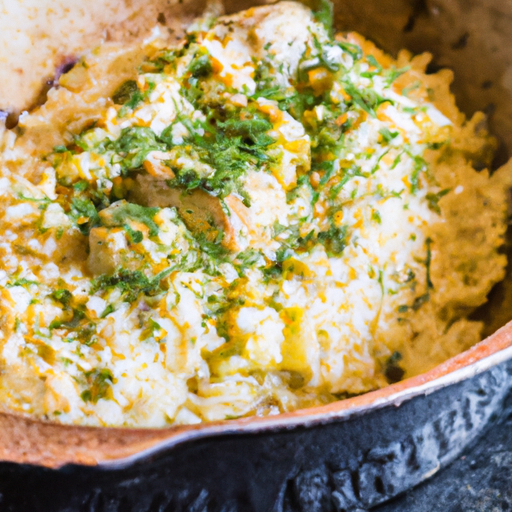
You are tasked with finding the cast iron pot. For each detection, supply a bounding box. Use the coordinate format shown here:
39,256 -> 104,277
0,326 -> 512,512
1,0 -> 512,510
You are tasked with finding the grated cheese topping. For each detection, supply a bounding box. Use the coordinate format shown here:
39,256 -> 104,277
0,2 -> 509,426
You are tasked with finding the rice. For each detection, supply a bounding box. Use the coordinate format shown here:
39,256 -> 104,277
0,1 -> 509,427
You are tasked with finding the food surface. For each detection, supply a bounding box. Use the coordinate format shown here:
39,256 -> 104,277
0,1 -> 509,427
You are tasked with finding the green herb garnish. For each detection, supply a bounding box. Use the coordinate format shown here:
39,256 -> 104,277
92,268 -> 172,303
81,368 -> 114,403
112,80 -> 144,111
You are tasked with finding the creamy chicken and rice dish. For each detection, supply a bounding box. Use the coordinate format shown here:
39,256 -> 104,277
0,2 -> 509,427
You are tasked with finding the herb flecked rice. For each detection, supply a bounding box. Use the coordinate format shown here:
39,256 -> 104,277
0,2 -> 510,427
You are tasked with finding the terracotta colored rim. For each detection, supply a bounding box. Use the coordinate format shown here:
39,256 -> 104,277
0,319 -> 511,469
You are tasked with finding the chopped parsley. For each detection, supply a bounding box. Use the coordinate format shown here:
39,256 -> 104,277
112,127 -> 166,172
91,268 -> 172,303
81,368 -> 114,403
234,248 -> 263,273
69,198 -> 101,235
317,225 -> 348,256
410,154 -> 429,193
343,82 -> 392,118
188,50 -> 213,78
164,105 -> 276,203
51,289 -> 73,308
379,127 -> 399,143
313,0 -> 334,38
426,189 -> 450,215
101,201 -> 160,237
112,80 -> 143,108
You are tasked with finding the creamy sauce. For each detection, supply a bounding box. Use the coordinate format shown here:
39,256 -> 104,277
0,2 -> 509,427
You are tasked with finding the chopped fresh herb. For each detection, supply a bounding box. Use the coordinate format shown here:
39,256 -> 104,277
112,80 -> 144,111
379,127 -> 399,143
329,166 -> 365,199
217,116 -> 273,144
425,237 -> 433,290
101,201 -> 160,237
336,41 -> 363,61
401,81 -> 421,97
165,169 -> 202,191
378,269 -> 385,295
188,51 -> 213,78
319,160 -> 338,187
320,47 -> 342,73
165,106 -> 275,202
92,267 -> 172,303
141,48 -> 181,72
273,222 -> 288,237
141,318 -> 163,341
371,210 -> 382,224
8,277 -> 38,288
18,193 -> 52,204
391,152 -> 403,169
51,289 -> 73,308
49,306 -> 86,331
411,292 -> 429,311
367,55 -> 382,71
361,55 -> 382,78
398,240 -> 434,314
384,66 -> 409,87
193,230 -> 229,261
123,224 -> 144,244
81,368 -> 113,403
235,248 -> 262,272
313,0 -> 334,38
343,82 -> 392,118
100,304 -> 115,318
112,127 -> 165,171
73,180 -> 88,192
282,89 -> 319,121
410,154 -> 428,193
426,188 -> 450,215
317,225 -> 348,255
70,198 -> 100,235
311,36 -> 342,73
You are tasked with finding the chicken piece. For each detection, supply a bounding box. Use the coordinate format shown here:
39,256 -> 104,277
206,1 -> 317,90
88,226 -> 129,275
131,174 -> 249,252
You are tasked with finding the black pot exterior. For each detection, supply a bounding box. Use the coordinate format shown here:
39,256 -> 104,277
0,357 -> 510,512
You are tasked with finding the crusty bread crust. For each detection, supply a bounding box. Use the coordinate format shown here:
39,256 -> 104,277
0,0 -> 208,117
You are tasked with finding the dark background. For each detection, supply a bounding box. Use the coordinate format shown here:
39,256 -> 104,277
375,391 -> 512,512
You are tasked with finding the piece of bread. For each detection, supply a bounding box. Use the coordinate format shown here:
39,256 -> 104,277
0,0 -> 208,118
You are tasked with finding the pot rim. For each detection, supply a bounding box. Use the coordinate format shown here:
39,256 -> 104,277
1,319 -> 512,469
101,319 -> 512,469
